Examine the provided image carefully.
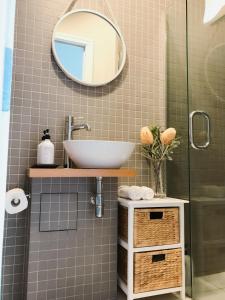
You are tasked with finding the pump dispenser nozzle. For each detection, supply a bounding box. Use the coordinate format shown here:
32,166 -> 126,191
42,129 -> 51,140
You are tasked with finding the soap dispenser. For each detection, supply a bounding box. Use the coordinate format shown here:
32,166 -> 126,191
37,129 -> 55,165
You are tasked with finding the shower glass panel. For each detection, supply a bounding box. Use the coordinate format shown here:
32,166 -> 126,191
166,0 -> 191,294
167,0 -> 225,299
187,0 -> 225,299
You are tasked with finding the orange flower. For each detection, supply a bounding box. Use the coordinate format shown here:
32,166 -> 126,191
160,128 -> 176,145
140,127 -> 153,144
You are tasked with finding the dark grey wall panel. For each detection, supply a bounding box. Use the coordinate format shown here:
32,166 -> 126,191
27,178 -> 118,300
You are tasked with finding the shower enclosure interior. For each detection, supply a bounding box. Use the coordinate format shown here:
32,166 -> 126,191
167,1 -> 225,299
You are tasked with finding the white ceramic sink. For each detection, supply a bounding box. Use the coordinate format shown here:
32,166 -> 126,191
63,140 -> 135,168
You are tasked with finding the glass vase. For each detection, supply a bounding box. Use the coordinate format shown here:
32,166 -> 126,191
152,160 -> 166,198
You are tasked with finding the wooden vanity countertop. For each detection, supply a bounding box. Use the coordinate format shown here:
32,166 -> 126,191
28,168 -> 136,178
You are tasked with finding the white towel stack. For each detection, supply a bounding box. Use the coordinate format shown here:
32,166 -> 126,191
118,185 -> 154,201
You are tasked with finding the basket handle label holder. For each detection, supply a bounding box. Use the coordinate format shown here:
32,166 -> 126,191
152,254 -> 166,263
149,211 -> 163,219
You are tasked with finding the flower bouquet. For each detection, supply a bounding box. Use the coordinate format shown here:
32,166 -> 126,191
140,125 -> 181,197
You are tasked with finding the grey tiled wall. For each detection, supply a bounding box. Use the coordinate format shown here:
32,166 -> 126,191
39,193 -> 78,232
27,178 -> 118,300
3,0 -> 167,299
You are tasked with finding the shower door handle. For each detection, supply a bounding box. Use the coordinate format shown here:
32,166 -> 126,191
189,110 -> 210,150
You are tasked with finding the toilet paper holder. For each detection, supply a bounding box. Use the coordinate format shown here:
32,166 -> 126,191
11,193 -> 30,207
5,188 -> 31,214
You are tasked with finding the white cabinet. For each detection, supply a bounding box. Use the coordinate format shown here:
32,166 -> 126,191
118,197 -> 188,300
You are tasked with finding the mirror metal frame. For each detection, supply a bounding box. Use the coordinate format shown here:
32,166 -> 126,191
52,9 -> 127,87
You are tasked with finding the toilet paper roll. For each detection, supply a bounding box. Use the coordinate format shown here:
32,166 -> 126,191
5,188 -> 28,214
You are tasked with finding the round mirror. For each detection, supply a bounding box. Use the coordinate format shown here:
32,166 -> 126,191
52,9 -> 126,87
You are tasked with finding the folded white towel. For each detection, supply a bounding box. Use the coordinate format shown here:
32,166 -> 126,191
118,186 -> 143,201
141,186 -> 155,200
118,185 -> 154,201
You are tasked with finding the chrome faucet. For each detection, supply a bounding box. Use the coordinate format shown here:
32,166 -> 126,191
64,115 -> 91,167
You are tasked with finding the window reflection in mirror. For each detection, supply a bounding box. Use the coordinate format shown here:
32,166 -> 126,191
55,41 -> 85,80
52,10 -> 126,86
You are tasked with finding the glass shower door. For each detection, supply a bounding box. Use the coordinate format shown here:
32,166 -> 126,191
187,0 -> 225,299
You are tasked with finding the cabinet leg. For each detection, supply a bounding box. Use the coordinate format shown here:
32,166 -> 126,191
180,289 -> 186,300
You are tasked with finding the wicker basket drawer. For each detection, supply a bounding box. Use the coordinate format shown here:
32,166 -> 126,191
118,246 -> 182,294
134,248 -> 182,293
134,208 -> 180,247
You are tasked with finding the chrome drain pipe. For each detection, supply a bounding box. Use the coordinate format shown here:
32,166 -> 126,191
90,177 -> 104,218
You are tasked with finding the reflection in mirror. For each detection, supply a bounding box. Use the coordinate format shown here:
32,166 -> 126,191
52,9 -> 126,86
204,0 -> 225,24
55,41 -> 85,80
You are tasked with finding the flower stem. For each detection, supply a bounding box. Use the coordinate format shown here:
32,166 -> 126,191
153,160 -> 162,195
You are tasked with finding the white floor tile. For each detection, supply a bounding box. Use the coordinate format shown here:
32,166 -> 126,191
194,289 -> 225,300
202,272 -> 225,289
192,273 -> 225,299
